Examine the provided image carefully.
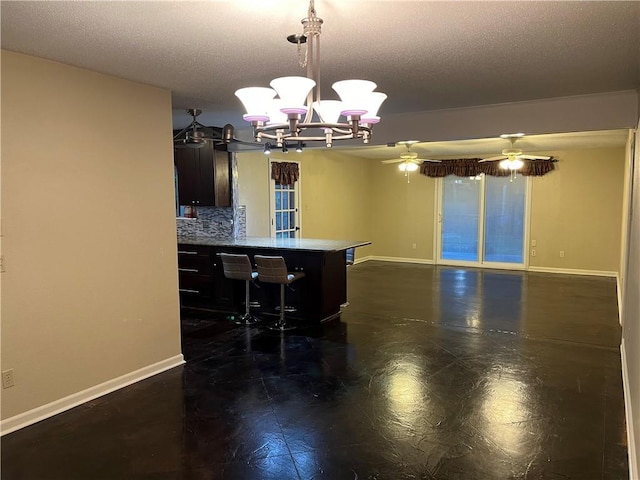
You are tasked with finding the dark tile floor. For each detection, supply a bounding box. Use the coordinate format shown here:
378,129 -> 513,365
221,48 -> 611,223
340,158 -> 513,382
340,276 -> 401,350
1,262 -> 629,479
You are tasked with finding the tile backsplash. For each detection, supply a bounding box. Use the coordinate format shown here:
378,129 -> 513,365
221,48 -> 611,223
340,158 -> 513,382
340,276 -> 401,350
176,152 -> 247,239
177,206 -> 246,238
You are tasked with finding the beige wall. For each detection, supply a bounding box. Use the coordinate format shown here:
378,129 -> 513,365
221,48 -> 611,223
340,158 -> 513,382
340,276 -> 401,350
529,147 -> 625,272
236,152 -> 271,237
370,161 -> 436,260
236,149 -> 374,258
1,51 -> 181,420
239,145 -> 625,273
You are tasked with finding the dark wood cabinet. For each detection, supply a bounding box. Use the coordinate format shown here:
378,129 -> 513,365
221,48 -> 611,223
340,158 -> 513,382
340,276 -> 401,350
174,142 -> 231,207
177,245 -> 214,307
177,244 -> 238,309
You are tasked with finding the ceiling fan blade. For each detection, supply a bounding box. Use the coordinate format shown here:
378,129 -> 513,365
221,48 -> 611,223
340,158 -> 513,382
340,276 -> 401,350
173,125 -> 192,141
480,155 -> 507,162
381,159 -> 405,164
519,154 -> 551,160
416,158 -> 441,163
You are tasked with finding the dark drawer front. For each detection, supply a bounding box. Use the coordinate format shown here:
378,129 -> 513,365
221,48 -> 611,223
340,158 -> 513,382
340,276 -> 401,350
178,273 -> 213,298
178,245 -> 212,274
177,245 -> 210,256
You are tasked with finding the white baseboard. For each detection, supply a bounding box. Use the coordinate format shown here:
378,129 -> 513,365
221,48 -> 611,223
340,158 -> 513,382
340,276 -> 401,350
359,257 -> 617,278
621,340 -> 638,480
617,274 -> 624,326
353,255 -> 373,265
368,256 -> 435,265
0,354 -> 185,436
527,266 -> 618,277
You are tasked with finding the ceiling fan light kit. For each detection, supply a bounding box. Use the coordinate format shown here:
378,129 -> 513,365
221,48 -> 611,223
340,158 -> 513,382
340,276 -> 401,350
234,0 -> 387,149
481,134 -> 551,172
398,162 -> 419,172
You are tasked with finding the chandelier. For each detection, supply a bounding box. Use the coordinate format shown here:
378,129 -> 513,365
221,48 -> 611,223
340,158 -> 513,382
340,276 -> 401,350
234,0 -> 387,151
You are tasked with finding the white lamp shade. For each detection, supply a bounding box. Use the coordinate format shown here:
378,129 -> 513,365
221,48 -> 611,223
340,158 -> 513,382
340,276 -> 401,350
360,92 -> 387,124
332,79 -> 377,116
510,158 -> 524,170
499,158 -> 524,170
266,99 -> 288,125
399,162 -> 419,172
270,76 -> 315,114
235,87 -> 276,122
312,100 -> 343,123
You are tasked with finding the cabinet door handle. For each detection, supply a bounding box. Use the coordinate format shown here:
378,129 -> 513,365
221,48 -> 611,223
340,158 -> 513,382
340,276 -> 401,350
178,250 -> 198,255
178,268 -> 199,273
179,288 -> 200,294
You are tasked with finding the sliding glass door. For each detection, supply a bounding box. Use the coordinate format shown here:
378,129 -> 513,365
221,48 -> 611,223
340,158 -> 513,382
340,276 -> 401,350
438,174 -> 529,268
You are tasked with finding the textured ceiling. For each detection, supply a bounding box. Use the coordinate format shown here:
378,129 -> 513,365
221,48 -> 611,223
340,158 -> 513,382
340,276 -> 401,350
1,0 -> 638,153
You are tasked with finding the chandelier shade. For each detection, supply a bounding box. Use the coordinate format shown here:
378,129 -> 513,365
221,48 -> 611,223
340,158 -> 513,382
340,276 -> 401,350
266,99 -> 288,125
331,79 -> 377,116
360,92 -> 388,124
233,0 -> 387,148
312,100 -> 343,124
235,87 -> 276,122
270,76 -> 316,114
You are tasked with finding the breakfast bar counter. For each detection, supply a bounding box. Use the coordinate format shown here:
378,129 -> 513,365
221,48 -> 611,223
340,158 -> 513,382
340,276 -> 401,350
177,236 -> 370,322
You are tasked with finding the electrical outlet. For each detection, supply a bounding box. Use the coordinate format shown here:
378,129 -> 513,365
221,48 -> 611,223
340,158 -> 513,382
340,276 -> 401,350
560,251 -> 565,258
0,255 -> 4,273
2,369 -> 15,389
412,243 -> 417,249
531,249 -> 536,257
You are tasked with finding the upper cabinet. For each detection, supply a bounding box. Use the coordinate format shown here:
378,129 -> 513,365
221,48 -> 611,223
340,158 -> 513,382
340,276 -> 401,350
175,143 -> 231,207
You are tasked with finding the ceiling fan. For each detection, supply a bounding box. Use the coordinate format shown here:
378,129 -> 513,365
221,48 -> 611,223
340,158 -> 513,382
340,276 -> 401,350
173,108 -> 253,150
381,141 -> 441,182
382,141 -> 441,172
479,134 -> 551,170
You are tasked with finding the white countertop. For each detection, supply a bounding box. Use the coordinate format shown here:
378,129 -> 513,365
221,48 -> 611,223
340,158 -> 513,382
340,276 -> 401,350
177,236 -> 371,252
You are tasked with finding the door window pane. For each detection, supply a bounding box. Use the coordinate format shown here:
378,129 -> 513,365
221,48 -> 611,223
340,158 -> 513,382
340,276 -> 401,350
484,175 -> 526,263
272,166 -> 300,239
441,177 -> 480,261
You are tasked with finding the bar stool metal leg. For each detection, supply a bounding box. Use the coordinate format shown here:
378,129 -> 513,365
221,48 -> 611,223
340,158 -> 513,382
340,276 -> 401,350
268,284 -> 296,332
254,255 -> 305,332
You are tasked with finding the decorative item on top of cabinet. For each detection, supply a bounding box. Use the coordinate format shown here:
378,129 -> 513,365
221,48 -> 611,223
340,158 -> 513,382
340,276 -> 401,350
174,140 -> 231,207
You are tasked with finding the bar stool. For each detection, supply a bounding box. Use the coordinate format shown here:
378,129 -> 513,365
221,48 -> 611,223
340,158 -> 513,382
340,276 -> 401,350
219,253 -> 260,325
254,255 -> 305,332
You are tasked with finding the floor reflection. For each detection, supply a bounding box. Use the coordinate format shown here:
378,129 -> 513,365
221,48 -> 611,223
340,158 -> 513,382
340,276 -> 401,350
1,261 -> 627,479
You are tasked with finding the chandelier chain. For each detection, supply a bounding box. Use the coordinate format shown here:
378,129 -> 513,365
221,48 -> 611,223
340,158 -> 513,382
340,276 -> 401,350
234,0 -> 386,148
297,38 -> 308,69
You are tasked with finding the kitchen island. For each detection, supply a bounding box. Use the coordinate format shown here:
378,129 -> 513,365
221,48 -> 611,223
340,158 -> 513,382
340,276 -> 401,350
177,236 -> 370,323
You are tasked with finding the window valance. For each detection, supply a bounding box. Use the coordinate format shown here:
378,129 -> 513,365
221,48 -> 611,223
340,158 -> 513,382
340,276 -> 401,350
419,158 -> 557,178
271,161 -> 299,186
